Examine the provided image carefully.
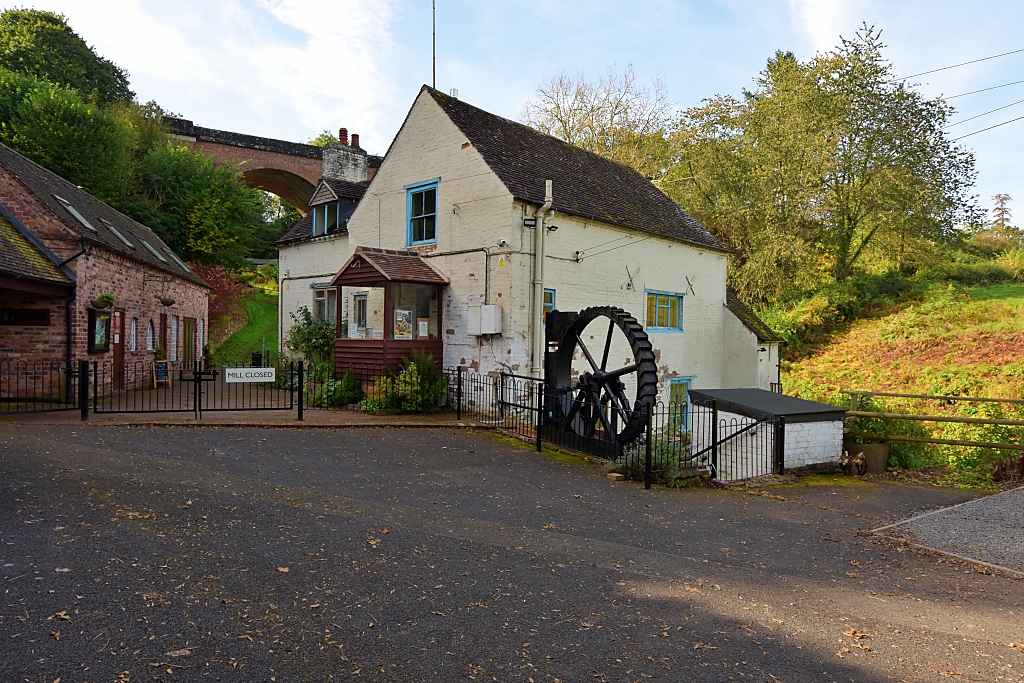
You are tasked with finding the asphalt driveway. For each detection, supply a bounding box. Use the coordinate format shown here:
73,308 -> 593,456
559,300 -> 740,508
1,425 -> 1021,682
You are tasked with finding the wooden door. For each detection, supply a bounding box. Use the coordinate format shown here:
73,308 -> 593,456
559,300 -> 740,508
183,317 -> 196,368
112,308 -> 125,391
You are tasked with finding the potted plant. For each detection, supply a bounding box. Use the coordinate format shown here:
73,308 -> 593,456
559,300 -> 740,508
159,296 -> 176,307
91,293 -> 116,309
153,347 -> 167,361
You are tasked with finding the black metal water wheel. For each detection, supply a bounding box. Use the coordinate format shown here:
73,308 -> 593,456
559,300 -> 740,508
548,306 -> 658,443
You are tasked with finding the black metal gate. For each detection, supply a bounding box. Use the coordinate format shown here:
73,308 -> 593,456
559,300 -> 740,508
91,360 -> 300,418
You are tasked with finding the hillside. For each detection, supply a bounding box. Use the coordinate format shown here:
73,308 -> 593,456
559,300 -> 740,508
782,283 -> 1024,478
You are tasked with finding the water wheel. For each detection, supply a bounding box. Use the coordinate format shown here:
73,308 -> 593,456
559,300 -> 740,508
547,306 -> 658,443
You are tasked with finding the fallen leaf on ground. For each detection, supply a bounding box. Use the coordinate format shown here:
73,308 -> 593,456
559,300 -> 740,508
277,567 -> 289,573
685,586 -> 701,593
929,664 -> 962,676
55,568 -> 69,573
237,635 -> 253,641
165,649 -> 191,657
844,628 -> 870,639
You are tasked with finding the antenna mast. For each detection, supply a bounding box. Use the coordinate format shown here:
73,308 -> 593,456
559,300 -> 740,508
432,0 -> 436,89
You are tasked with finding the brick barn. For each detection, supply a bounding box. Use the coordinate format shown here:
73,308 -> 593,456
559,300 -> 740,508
0,143 -> 209,387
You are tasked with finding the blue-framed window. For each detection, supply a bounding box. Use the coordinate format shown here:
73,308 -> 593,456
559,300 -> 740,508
645,290 -> 683,331
669,377 -> 692,431
543,288 -> 556,325
311,202 -> 342,237
406,179 -> 439,246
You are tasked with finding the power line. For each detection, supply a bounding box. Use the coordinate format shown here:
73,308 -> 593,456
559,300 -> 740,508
899,47 -> 1024,80
945,79 -> 1024,99
951,114 -> 1024,141
946,98 -> 1024,127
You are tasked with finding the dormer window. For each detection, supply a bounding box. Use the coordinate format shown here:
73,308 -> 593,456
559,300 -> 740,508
312,202 -> 341,237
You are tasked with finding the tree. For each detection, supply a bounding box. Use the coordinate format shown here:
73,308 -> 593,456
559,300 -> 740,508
0,67 -> 136,202
521,64 -> 672,179
0,9 -> 132,104
992,193 -> 1013,228
663,26 -> 981,300
306,130 -> 338,146
130,142 -> 265,264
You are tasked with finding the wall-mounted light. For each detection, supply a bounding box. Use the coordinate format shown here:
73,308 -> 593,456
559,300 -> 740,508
496,238 -> 507,247
523,218 -> 537,228
546,224 -> 559,232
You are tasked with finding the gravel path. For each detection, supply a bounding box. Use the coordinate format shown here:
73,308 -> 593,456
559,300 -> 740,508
2,425 -> 1022,682
880,485 -> 1024,574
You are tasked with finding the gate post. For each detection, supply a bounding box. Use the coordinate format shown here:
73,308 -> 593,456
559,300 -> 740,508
456,366 -> 463,421
92,361 -> 98,415
711,400 -> 719,479
297,360 -> 304,421
536,381 -> 543,453
774,415 -> 786,474
78,360 -> 89,421
644,405 -> 653,490
194,361 -> 201,420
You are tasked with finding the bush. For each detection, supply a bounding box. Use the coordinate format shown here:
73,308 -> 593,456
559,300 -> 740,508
338,365 -> 363,405
286,306 -> 335,367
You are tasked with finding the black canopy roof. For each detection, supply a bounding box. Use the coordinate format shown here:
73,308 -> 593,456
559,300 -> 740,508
688,388 -> 845,423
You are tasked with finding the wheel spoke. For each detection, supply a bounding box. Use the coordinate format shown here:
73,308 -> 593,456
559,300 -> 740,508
576,335 -> 600,372
604,363 -> 638,380
600,320 -> 614,371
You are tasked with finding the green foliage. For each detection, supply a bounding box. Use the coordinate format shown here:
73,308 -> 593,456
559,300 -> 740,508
845,397 -> 934,469
0,9 -> 132,104
238,264 -> 279,295
0,68 -> 135,202
250,194 -> 301,259
212,292 -> 278,365
94,292 -> 116,307
129,142 -> 265,264
338,365 -> 363,405
662,26 -> 981,303
305,130 -> 338,146
285,306 -> 335,367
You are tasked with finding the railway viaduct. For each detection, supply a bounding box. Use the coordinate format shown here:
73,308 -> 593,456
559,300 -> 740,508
166,118 -> 379,214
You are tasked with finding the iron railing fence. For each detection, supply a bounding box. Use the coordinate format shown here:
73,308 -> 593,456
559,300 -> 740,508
92,360 -> 297,415
0,359 -> 78,413
449,369 -> 785,484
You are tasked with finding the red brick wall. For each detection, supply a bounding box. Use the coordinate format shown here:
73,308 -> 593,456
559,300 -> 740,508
189,140 -> 319,210
0,167 -> 210,368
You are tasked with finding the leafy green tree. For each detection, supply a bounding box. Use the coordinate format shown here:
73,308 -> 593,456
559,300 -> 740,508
0,9 -> 132,104
305,130 -> 338,146
663,26 -> 981,300
249,193 -> 301,259
130,142 -> 265,264
0,68 -> 135,202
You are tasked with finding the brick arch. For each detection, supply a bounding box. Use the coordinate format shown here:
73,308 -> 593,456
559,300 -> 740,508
240,168 -> 316,213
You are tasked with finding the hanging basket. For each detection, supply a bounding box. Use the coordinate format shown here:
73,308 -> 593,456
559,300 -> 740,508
90,299 -> 111,309
159,297 -> 176,307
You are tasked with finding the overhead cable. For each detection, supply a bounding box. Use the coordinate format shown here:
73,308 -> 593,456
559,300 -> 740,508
945,79 -> 1024,99
946,98 -> 1024,127
899,47 -> 1024,80
951,114 -> 1024,141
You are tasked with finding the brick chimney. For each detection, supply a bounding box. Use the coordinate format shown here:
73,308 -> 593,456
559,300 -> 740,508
322,127 -> 367,182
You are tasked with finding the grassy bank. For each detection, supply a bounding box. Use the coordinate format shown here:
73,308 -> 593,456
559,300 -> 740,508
782,283 -> 1024,484
212,292 -> 279,365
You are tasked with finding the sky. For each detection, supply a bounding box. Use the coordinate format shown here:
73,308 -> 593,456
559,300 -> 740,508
22,0 -> 1024,221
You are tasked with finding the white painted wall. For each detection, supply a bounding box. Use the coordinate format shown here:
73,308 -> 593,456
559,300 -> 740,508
278,233 -> 352,352
722,311 -> 781,390
785,421 -> 844,470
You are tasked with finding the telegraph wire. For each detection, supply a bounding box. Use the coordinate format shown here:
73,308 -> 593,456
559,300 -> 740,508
899,47 -> 1024,80
945,79 -> 1024,99
951,114 -> 1024,141
946,98 -> 1024,127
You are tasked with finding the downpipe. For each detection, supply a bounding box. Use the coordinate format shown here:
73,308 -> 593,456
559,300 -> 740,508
530,180 -> 553,378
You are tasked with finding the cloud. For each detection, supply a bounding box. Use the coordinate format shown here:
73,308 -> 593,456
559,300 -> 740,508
43,0 -> 400,150
786,0 -> 859,55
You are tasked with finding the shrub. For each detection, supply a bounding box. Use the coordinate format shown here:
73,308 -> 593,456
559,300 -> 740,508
338,365 -> 363,405
286,306 -> 335,367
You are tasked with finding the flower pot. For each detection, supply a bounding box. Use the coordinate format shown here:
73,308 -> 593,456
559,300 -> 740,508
159,297 -> 176,307
850,443 -> 889,474
91,299 -> 110,309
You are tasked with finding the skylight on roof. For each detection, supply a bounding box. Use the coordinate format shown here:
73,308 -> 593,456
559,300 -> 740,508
163,248 -> 191,272
137,237 -> 167,262
53,195 -> 96,232
99,218 -> 134,249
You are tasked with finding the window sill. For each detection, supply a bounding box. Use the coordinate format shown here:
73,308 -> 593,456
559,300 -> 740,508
645,328 -> 683,334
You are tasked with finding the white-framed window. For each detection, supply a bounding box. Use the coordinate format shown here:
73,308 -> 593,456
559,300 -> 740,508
170,315 -> 178,361
146,320 -> 155,351
313,287 -> 337,323
406,179 -> 438,246
645,291 -> 683,331
129,316 -> 138,352
353,293 -> 368,329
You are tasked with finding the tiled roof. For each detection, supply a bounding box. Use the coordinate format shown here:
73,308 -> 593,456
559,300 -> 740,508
277,178 -> 368,246
726,292 -> 782,343
332,247 -> 449,286
423,87 -> 727,253
0,209 -> 73,286
0,143 -> 207,286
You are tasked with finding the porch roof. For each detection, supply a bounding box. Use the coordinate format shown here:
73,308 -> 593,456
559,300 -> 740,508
331,246 -> 449,287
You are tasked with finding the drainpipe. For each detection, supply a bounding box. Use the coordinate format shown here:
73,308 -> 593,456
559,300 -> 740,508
530,180 -> 553,378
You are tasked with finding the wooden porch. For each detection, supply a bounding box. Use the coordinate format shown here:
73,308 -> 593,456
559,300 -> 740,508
334,338 -> 444,372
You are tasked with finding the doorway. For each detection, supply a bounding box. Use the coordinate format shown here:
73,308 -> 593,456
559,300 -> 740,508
112,309 -> 124,391
183,317 -> 196,368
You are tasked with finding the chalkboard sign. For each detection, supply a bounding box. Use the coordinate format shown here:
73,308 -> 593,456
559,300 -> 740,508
153,361 -> 171,387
